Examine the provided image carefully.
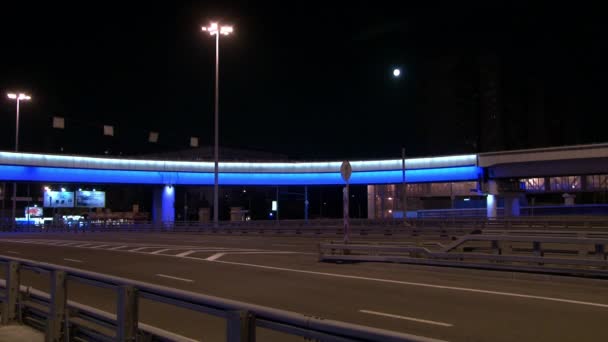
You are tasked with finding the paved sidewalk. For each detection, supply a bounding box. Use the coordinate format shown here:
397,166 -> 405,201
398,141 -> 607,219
0,325 -> 43,342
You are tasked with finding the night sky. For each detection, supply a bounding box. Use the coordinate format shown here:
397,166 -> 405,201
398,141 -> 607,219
1,2 -> 606,160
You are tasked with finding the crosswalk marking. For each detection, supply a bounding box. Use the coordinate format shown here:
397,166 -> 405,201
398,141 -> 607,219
150,249 -> 171,254
129,247 -> 156,252
0,238 -> 295,261
175,250 -> 199,257
90,244 -> 112,249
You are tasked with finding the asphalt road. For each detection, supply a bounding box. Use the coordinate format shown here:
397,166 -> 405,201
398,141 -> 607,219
1,232 -> 607,342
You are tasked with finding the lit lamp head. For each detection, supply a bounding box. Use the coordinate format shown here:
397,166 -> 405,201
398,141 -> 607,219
7,93 -> 31,101
202,22 -> 233,36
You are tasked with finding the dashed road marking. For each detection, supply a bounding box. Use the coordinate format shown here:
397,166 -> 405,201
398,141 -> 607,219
63,258 -> 83,263
151,249 -> 171,254
156,274 -> 194,283
206,253 -> 226,261
108,245 -> 128,250
359,309 -> 453,327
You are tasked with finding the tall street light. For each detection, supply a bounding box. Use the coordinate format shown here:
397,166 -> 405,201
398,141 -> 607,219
7,92 -> 31,229
202,22 -> 233,227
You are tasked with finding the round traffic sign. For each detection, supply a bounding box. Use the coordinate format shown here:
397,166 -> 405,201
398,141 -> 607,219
340,160 -> 352,182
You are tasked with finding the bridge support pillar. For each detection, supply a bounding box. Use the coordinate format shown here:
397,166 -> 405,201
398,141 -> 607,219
486,180 -> 498,219
153,185 -> 175,226
486,194 -> 497,219
504,194 -> 521,217
367,185 -> 376,219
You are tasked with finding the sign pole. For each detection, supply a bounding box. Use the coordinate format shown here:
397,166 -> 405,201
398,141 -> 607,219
343,183 -> 350,243
340,161 -> 352,244
401,147 -> 408,226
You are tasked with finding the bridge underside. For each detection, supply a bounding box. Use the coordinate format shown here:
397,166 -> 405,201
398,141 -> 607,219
487,157 -> 608,179
0,165 -> 481,186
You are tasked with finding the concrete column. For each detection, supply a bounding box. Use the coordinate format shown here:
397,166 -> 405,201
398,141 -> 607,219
153,185 -> 175,225
510,195 -> 520,217
503,194 -> 521,217
304,185 -> 309,223
486,180 -> 498,219
504,195 -> 512,217
367,185 -> 376,219
379,186 -> 385,219
487,194 -> 497,219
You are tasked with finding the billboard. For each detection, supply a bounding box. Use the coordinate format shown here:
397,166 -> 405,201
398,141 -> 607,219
76,191 -> 105,208
44,191 -> 75,208
25,206 -> 43,217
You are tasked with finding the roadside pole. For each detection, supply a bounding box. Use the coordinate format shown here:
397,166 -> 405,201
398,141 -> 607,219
340,161 -> 352,244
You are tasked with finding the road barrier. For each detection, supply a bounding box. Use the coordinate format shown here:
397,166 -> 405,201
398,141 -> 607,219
319,233 -> 608,278
0,255 -> 443,342
3,217 -> 608,237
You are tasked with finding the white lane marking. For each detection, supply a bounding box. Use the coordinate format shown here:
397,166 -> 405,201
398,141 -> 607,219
75,244 -> 93,248
272,244 -> 295,247
156,274 -> 194,283
108,245 -> 128,250
63,258 -> 83,263
206,253 -> 226,261
90,245 -> 111,249
209,260 -> 608,309
54,242 -> 78,246
173,249 -> 235,258
223,251 -> 296,255
151,249 -> 171,254
359,309 -> 453,327
129,247 -> 156,252
203,251 -> 295,261
176,250 -> 200,257
6,251 -> 20,254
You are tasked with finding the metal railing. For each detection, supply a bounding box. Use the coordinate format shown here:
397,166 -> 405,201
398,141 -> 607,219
3,217 -> 608,237
319,233 -> 608,277
0,255 -> 442,342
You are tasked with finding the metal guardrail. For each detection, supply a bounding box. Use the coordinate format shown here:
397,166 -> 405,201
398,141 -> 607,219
0,255 -> 443,342
319,234 -> 608,277
3,217 -> 608,236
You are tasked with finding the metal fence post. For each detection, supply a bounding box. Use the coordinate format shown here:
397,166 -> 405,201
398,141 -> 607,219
47,270 -> 66,342
595,244 -> 606,260
1,261 -> 20,324
117,285 -> 138,341
226,310 -> 255,342
533,241 -> 544,257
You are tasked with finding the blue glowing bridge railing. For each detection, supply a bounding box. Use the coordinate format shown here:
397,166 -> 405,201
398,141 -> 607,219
0,165 -> 481,185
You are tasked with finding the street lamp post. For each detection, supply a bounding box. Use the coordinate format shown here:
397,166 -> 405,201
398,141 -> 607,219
7,93 -> 31,229
202,22 -> 233,228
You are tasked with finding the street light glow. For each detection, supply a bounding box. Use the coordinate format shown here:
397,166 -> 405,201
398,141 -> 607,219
7,93 -> 31,101
202,22 -> 233,36
220,26 -> 233,35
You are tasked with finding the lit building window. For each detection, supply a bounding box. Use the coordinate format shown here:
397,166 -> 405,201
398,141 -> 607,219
550,176 -> 581,192
521,178 -> 545,192
586,174 -> 608,191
